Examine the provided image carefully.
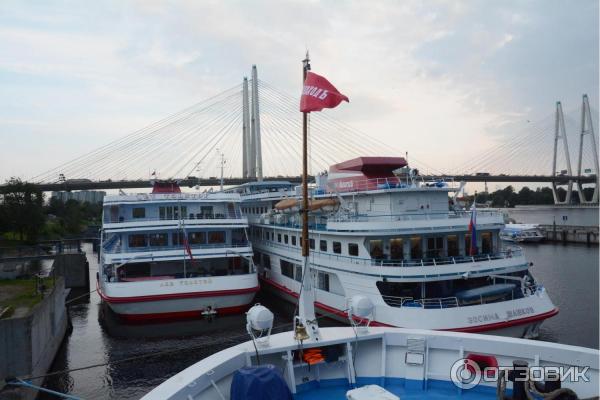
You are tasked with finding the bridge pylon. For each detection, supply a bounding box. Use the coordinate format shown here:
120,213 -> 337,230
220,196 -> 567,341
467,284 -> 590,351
576,94 -> 599,204
551,101 -> 574,204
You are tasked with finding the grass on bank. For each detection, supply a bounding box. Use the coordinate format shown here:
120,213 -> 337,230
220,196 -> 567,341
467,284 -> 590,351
0,278 -> 55,319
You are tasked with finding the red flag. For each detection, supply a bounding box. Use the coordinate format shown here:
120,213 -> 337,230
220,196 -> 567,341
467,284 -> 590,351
300,72 -> 349,113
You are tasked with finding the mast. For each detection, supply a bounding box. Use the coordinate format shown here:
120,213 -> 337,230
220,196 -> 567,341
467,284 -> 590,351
295,52 -> 319,341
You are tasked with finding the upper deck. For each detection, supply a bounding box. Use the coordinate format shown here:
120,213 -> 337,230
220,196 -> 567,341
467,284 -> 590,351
102,191 -> 247,231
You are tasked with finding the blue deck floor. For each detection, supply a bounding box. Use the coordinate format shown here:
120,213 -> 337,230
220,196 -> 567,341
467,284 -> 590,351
294,380 -> 498,400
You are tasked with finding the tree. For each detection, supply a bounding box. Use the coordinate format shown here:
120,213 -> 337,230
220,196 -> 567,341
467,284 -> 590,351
0,178 -> 46,242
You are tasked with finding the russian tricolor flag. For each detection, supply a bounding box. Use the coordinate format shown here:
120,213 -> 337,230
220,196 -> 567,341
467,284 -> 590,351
468,204 -> 478,256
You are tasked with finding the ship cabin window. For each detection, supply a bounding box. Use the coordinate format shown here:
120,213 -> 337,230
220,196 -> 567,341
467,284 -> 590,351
320,240 -> 327,252
390,238 -> 403,260
317,271 -> 330,291
201,206 -> 213,219
481,232 -> 493,254
284,234 -> 289,244
148,233 -> 168,247
447,235 -> 459,257
159,206 -> 187,220
208,231 -> 225,244
426,237 -> 444,258
271,232 -> 275,241
333,241 -> 341,254
295,265 -> 303,282
128,234 -> 147,248
280,260 -> 294,279
348,243 -> 359,256
309,238 -> 315,250
132,207 -> 146,219
262,253 -> 271,269
172,233 -> 183,245
410,237 -> 422,259
292,236 -> 297,246
278,233 -> 282,243
189,232 -> 206,244
369,239 -> 383,259
465,234 -> 472,255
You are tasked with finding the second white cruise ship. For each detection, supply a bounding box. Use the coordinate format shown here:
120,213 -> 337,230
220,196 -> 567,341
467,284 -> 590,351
235,157 -> 557,338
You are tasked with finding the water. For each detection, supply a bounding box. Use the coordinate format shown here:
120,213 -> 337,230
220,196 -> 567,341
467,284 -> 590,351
40,242 -> 598,400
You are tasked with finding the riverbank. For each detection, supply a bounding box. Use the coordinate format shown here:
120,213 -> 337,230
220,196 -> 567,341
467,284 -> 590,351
0,277 -> 68,400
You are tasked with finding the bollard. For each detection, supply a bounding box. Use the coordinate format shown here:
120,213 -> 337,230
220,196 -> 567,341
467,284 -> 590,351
510,360 -> 529,400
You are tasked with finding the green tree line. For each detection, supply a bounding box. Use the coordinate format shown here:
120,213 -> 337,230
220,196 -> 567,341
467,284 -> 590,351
0,178 -> 102,244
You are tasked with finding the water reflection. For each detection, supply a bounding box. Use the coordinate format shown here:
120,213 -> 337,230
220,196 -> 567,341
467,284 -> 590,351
39,242 -> 599,400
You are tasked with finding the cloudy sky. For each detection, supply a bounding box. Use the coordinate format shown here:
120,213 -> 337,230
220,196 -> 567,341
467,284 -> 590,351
0,0 -> 598,182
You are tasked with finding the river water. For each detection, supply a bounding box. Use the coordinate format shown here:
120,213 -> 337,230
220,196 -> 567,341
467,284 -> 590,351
39,242 -> 599,400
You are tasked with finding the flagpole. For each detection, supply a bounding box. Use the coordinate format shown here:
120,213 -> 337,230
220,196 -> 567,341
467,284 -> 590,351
294,51 -> 320,342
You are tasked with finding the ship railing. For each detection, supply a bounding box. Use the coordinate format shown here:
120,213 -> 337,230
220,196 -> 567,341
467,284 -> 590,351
104,242 -> 251,254
328,209 -> 501,223
253,239 -> 523,267
103,212 -> 244,224
325,176 -> 457,194
380,285 -> 536,309
372,248 -> 523,267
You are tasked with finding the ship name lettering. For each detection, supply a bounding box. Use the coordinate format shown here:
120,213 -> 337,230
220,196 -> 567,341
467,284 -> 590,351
468,313 -> 500,324
506,307 -> 534,319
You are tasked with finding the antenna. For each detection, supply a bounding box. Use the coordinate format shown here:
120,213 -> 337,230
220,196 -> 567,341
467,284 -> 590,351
217,149 -> 226,191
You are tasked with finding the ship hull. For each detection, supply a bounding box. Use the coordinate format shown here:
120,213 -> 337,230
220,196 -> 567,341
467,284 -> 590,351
98,274 -> 259,322
259,275 -> 557,338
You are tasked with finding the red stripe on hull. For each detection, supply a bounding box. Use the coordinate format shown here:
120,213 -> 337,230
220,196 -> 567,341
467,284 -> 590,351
259,276 -> 558,332
117,304 -> 252,323
97,279 -> 259,304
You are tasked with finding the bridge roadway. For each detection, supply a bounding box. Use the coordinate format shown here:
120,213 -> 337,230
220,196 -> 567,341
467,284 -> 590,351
0,174 -> 596,193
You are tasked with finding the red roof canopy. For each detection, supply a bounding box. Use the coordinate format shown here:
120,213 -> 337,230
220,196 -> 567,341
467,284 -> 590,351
330,156 -> 407,177
151,181 -> 181,193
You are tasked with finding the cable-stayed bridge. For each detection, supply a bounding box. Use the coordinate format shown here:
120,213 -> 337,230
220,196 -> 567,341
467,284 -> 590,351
5,66 -> 599,203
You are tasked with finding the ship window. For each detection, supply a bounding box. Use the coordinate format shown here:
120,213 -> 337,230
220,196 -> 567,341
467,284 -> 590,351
447,235 -> 459,257
410,237 -> 422,259
271,232 -> 275,241
132,207 -> 145,219
348,243 -> 359,256
320,240 -> 327,252
208,231 -> 225,244
295,264 -> 303,282
481,232 -> 492,254
128,234 -> 147,248
278,233 -> 282,243
333,241 -> 341,254
465,234 -> 472,256
262,253 -> 271,269
426,237 -> 444,258
390,238 -> 403,259
201,206 -> 213,219
148,233 -> 168,247
284,234 -> 289,244
190,232 -> 207,244
318,271 -> 330,291
292,236 -> 297,246
309,238 -> 315,250
172,232 -> 183,245
280,260 -> 294,278
369,239 -> 383,259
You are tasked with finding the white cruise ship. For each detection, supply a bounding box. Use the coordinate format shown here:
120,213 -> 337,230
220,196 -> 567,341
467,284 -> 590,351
235,157 -> 557,337
98,181 -> 258,322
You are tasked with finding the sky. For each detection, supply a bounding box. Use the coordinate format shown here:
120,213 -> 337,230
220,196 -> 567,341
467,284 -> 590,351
0,0 -> 598,183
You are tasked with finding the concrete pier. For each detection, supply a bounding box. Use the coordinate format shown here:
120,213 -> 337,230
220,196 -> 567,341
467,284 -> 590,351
0,278 -> 69,400
504,204 -> 599,244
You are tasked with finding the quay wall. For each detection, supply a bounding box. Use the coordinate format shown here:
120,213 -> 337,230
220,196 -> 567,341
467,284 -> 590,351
502,205 -> 599,244
0,278 -> 69,400
53,253 -> 90,291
